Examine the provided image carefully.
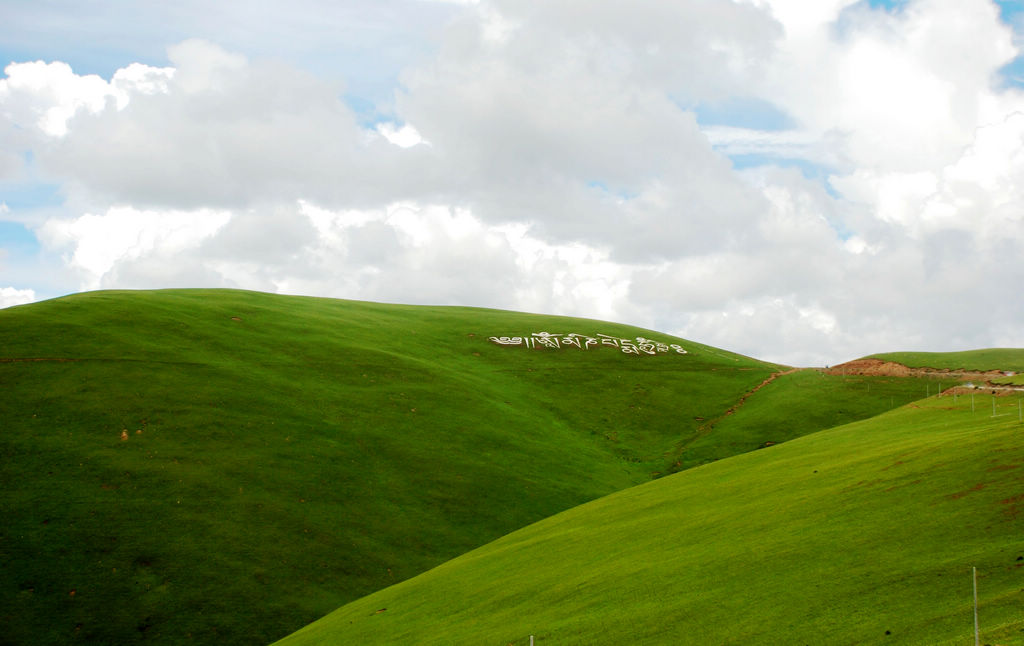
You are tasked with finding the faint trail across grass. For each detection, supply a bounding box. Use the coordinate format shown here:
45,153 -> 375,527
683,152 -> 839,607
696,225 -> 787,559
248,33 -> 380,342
666,368 -> 802,468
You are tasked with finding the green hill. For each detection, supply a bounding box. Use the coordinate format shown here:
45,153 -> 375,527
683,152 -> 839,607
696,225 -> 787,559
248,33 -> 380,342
0,289 -> 990,645
3,288 -> 782,645
276,391 -> 1024,645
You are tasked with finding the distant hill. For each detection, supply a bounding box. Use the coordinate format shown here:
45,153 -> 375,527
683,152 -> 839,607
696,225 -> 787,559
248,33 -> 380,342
869,349 -> 1024,373
276,392 -> 1024,645
1,289 -> 1002,645
827,350 -> 1024,391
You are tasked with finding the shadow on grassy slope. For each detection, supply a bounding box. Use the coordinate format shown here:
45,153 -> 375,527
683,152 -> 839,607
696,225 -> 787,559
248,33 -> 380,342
277,393 -> 1024,645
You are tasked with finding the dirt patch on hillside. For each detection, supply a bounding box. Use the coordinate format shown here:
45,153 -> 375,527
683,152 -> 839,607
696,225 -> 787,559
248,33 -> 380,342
824,358 -> 1023,393
825,359 -> 914,377
825,358 -> 1008,381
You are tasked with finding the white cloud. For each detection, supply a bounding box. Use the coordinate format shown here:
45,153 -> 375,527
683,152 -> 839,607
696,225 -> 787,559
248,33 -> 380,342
37,206 -> 231,289
5,1 -> 1024,366
394,1 -> 777,259
293,201 -> 635,317
0,60 -> 112,137
0,286 -> 36,308
702,125 -> 831,163
375,122 -> 428,148
676,298 -> 845,367
17,39 -> 449,211
828,105 -> 1024,246
0,59 -> 174,138
110,63 -> 175,109
759,0 -> 1019,171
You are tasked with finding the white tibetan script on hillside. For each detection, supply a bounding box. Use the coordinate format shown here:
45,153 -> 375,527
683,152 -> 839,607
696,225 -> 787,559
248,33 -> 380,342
489,332 -> 686,355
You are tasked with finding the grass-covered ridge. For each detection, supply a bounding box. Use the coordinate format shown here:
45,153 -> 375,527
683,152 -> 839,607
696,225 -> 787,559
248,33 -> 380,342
870,349 -> 1024,373
1,288 -> 784,645
277,392 -> 1024,645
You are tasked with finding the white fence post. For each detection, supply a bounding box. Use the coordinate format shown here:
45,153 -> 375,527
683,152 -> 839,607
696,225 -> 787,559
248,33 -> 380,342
973,567 -> 979,646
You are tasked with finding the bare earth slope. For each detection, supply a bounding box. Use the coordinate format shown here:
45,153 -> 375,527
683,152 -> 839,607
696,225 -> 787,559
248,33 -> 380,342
826,358 -> 1023,393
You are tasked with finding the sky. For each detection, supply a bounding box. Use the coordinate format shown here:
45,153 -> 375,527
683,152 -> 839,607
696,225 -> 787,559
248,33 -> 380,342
1,0 -> 1023,366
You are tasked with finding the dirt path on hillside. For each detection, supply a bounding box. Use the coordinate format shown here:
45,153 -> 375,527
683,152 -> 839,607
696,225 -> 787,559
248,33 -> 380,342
718,368 -> 802,419
664,359 -> 1022,474
0,357 -> 82,363
667,368 -> 803,468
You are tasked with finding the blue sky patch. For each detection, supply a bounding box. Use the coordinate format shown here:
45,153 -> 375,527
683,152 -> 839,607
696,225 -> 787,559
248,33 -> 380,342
345,94 -> 393,128
995,0 -> 1024,89
866,0 -> 909,11
0,221 -> 41,256
585,180 -> 638,202
0,182 -> 64,211
991,0 -> 1024,88
729,154 -> 826,179
994,0 -> 1024,22
692,97 -> 796,131
997,56 -> 1024,88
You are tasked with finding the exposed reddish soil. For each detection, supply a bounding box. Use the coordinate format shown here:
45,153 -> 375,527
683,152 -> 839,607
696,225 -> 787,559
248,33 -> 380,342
824,358 -> 1021,394
823,358 -> 1007,380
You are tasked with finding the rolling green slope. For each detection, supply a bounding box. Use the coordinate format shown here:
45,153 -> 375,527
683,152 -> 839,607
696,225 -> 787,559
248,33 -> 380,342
0,289 -> 779,645
276,392 -> 1024,645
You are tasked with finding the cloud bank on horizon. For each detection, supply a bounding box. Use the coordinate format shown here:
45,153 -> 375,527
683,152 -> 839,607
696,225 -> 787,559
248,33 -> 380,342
1,0 -> 1022,366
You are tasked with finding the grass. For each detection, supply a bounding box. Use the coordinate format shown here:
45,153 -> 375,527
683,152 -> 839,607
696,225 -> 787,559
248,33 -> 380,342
992,374 -> 1024,386
671,369 -> 956,470
1,289 -> 781,645
870,349 -> 1024,373
5,289 -> 1019,645
276,392 -> 1024,645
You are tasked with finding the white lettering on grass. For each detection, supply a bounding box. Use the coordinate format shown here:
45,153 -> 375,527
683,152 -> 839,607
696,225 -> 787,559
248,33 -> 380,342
488,332 -> 686,355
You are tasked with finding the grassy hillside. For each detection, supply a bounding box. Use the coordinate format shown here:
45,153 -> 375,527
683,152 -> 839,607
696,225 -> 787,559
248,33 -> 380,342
870,349 -> 1024,373
671,368 -> 955,470
1,289 -> 782,645
277,391 -> 1024,645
